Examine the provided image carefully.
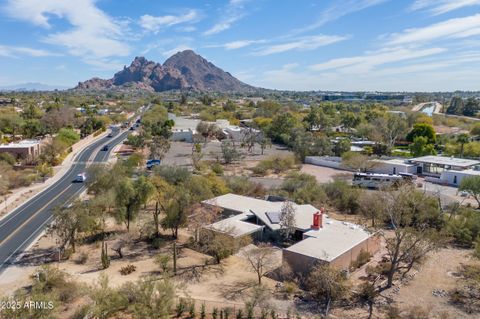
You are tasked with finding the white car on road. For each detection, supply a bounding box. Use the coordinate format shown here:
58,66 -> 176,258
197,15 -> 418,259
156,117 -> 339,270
74,173 -> 86,183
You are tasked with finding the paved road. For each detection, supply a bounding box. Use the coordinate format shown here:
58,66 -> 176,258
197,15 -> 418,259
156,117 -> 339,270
0,128 -> 130,273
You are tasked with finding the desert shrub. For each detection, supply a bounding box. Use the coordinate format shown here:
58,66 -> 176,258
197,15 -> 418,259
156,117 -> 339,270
223,307 -> 233,319
366,261 -> 391,277
71,304 -> 91,319
245,304 -> 254,319
151,237 -> 167,249
450,263 -> 480,313
200,303 -> 206,319
56,128 -> 80,146
120,264 -> 136,275
212,307 -> 219,319
224,176 -> 266,197
447,208 -> 480,247
211,162 -> 224,175
324,179 -> 360,214
63,248 -> 73,260
236,309 -> 243,319
176,298 -> 187,318
76,252 -> 89,265
155,254 -> 171,273
252,155 -> 296,176
475,237 -> 480,259
31,265 -> 80,303
279,172 -> 327,206
154,165 -> 191,185
350,249 -> 372,270
120,276 -> 175,319
188,300 -> 196,318
403,306 -> 430,319
0,152 -> 16,165
282,281 -> 298,296
91,274 -> 129,319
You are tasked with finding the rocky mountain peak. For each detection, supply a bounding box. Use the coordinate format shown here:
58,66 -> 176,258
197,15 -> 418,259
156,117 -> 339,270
75,50 -> 255,93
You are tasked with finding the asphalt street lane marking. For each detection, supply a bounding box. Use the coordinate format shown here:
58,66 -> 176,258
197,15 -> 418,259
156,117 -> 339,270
0,184 -> 73,246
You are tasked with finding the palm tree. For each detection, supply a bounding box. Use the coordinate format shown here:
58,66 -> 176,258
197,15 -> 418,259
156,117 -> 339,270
457,133 -> 470,158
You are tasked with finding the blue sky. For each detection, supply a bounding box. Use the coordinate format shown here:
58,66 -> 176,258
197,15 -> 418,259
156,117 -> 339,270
1,0 -> 480,91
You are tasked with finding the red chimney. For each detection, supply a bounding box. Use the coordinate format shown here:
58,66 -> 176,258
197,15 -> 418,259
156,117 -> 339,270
311,209 -> 323,230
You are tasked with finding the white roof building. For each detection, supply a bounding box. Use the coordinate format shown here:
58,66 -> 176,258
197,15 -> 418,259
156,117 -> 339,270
203,194 -> 379,272
285,217 -> 372,263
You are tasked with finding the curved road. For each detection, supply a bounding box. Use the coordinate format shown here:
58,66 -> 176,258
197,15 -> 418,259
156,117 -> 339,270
0,128 -> 130,273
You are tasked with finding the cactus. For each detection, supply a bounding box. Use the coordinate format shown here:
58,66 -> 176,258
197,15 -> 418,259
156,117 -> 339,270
101,241 -> 110,269
173,241 -> 177,275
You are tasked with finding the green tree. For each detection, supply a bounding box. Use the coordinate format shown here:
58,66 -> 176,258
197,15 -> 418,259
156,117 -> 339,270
406,123 -> 436,144
268,112 -> 299,144
409,136 -> 436,157
149,136 -> 170,160
113,176 -> 154,233
341,151 -> 378,172
446,96 -> 464,115
373,114 -> 408,152
340,112 -> 360,132
49,201 -> 99,253
334,138 -> 351,156
463,97 -> 479,117
459,176 -> 480,208
161,191 -> 190,238
221,140 -> 242,164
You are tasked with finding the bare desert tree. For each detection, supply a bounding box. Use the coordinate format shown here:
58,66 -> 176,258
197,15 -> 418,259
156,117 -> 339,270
378,185 -> 444,288
187,202 -> 221,242
307,264 -> 350,317
243,244 -> 278,285
279,201 -> 296,241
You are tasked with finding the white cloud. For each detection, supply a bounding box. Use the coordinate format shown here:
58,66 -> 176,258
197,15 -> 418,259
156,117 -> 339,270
255,57 -> 480,91
410,0 -> 480,15
224,40 -> 265,49
162,45 -> 193,57
254,35 -> 348,56
207,39 -> 266,50
139,10 -> 199,33
203,0 -> 251,36
4,0 -> 130,64
310,47 -> 446,72
0,45 -> 58,58
290,0 -> 387,35
387,14 -> 480,45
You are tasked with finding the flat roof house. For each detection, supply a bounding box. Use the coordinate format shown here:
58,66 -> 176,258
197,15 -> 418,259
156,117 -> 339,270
408,155 -> 480,176
0,140 -> 41,160
202,194 -> 379,274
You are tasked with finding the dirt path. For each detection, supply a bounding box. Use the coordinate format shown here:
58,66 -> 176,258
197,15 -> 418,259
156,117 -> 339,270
393,248 -> 475,318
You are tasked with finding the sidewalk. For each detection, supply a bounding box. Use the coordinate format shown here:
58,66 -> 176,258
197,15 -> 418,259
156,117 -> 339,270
0,130 -> 108,220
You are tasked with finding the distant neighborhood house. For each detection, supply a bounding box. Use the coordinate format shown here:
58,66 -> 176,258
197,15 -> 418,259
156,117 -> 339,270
306,154 -> 480,187
0,140 -> 42,160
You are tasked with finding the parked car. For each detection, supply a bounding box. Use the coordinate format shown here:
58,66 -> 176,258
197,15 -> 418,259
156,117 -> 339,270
101,145 -> 109,151
73,173 -> 86,183
146,159 -> 161,170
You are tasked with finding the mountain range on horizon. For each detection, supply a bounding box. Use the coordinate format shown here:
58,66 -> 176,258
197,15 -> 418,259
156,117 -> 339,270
75,50 -> 256,93
0,82 -> 69,92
